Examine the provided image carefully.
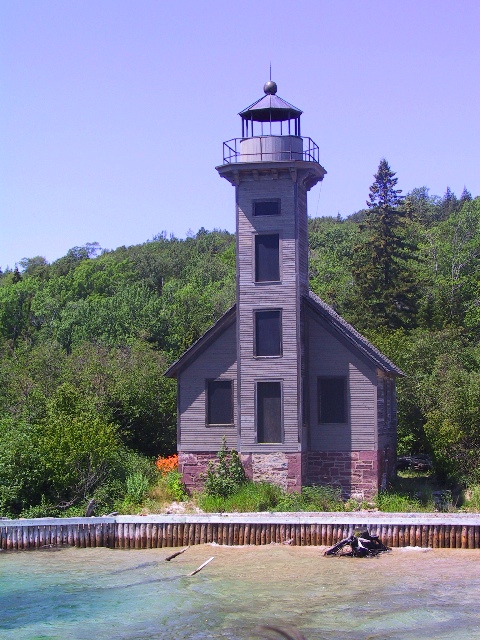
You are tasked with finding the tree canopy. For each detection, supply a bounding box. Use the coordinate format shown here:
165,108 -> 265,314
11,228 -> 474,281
0,171 -> 479,515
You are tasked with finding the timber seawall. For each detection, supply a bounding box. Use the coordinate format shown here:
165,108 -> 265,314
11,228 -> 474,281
1,513 -> 480,551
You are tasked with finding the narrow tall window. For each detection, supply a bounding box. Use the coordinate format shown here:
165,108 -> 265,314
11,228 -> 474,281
318,377 -> 347,424
255,310 -> 282,356
255,234 -> 280,282
207,380 -> 233,426
257,381 -> 282,443
254,200 -> 280,216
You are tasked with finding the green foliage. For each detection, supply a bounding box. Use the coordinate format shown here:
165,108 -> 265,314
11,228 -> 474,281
199,481 -> 282,513
198,482 -> 346,513
165,470 -> 188,502
202,437 -> 247,499
1,191 -> 480,510
274,485 -> 344,512
35,383 -> 120,509
374,491 -> 434,513
125,472 -> 150,504
463,485 -> 480,511
351,159 -> 419,330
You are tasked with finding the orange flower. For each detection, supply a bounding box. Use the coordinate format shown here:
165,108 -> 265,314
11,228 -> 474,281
155,454 -> 178,475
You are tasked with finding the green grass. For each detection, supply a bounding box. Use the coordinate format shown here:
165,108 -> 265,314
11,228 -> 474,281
197,482 -> 346,513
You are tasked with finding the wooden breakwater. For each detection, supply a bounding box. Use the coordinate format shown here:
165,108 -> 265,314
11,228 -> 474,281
1,514 -> 480,551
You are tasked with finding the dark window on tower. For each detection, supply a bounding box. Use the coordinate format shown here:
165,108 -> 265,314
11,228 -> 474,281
255,234 -> 280,282
256,381 -> 282,443
317,377 -> 347,424
206,379 -> 234,426
253,200 -> 280,217
255,310 -> 282,356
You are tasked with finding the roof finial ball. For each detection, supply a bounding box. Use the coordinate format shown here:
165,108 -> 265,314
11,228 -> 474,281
263,80 -> 277,95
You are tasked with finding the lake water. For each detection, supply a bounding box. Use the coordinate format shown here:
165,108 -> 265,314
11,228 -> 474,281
1,544 -> 479,639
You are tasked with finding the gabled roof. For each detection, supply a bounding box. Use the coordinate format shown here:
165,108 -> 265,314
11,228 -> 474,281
165,292 -> 403,378
304,291 -> 404,376
164,305 -> 236,378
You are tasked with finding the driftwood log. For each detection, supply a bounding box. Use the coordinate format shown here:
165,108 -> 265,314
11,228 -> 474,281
188,556 -> 214,576
165,546 -> 189,561
324,530 -> 390,557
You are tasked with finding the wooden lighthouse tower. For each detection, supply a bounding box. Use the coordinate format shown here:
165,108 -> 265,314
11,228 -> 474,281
166,81 -> 401,497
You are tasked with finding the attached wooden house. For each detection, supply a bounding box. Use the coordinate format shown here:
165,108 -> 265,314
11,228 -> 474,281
165,81 -> 403,499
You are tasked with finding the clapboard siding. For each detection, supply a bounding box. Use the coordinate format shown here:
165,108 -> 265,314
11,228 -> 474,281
179,322 -> 238,452
236,170 -> 306,452
306,308 -> 377,451
377,371 -> 398,453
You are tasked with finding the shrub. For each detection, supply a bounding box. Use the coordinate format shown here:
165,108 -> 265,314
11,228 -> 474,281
202,437 -> 247,498
166,470 -> 188,502
125,472 -> 150,504
462,485 -> 480,511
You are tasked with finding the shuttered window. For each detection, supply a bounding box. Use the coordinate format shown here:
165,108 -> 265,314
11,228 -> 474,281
255,310 -> 282,356
207,380 -> 234,426
255,234 -> 280,282
317,377 -> 347,424
256,381 -> 282,443
253,200 -> 280,216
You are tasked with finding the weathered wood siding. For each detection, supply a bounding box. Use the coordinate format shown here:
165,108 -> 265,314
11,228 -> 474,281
236,168 -> 308,452
3,514 -> 480,550
178,321 -> 238,452
377,371 -> 398,482
306,308 -> 378,451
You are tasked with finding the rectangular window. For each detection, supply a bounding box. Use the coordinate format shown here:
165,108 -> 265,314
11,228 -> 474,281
317,377 -> 347,424
255,310 -> 282,356
207,379 -> 234,426
255,234 -> 280,282
253,200 -> 280,216
256,381 -> 282,443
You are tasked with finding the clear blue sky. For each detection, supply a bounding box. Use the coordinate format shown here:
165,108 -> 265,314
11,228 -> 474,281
1,0 -> 479,270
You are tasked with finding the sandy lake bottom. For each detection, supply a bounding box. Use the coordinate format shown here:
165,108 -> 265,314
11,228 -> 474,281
1,544 -> 479,640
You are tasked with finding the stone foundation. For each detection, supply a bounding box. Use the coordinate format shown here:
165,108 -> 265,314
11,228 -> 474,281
304,451 -> 385,500
179,451 -> 303,493
180,449 -> 392,498
241,452 -> 302,492
177,451 -> 218,493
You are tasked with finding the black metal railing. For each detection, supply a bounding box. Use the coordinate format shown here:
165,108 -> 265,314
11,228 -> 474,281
222,136 -> 320,164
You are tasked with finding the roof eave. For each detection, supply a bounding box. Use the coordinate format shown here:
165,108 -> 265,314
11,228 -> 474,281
304,292 -> 405,377
164,305 -> 237,378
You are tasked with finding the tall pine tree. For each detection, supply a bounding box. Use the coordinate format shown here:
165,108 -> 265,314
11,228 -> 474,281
352,159 -> 418,329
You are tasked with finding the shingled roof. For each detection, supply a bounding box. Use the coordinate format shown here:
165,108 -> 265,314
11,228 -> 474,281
304,291 -> 404,376
165,292 -> 403,378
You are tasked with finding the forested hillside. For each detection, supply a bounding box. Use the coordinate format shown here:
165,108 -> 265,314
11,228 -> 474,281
1,163 -> 479,516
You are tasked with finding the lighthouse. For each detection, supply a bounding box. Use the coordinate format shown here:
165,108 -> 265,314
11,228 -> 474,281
166,81 -> 401,498
216,80 -> 326,489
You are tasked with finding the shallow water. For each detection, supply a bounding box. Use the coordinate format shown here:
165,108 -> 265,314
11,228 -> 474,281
1,544 -> 479,639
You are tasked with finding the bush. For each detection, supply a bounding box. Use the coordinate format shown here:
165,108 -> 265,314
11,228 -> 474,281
463,485 -> 480,511
125,472 -> 150,503
166,470 -> 188,502
202,437 -> 247,498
